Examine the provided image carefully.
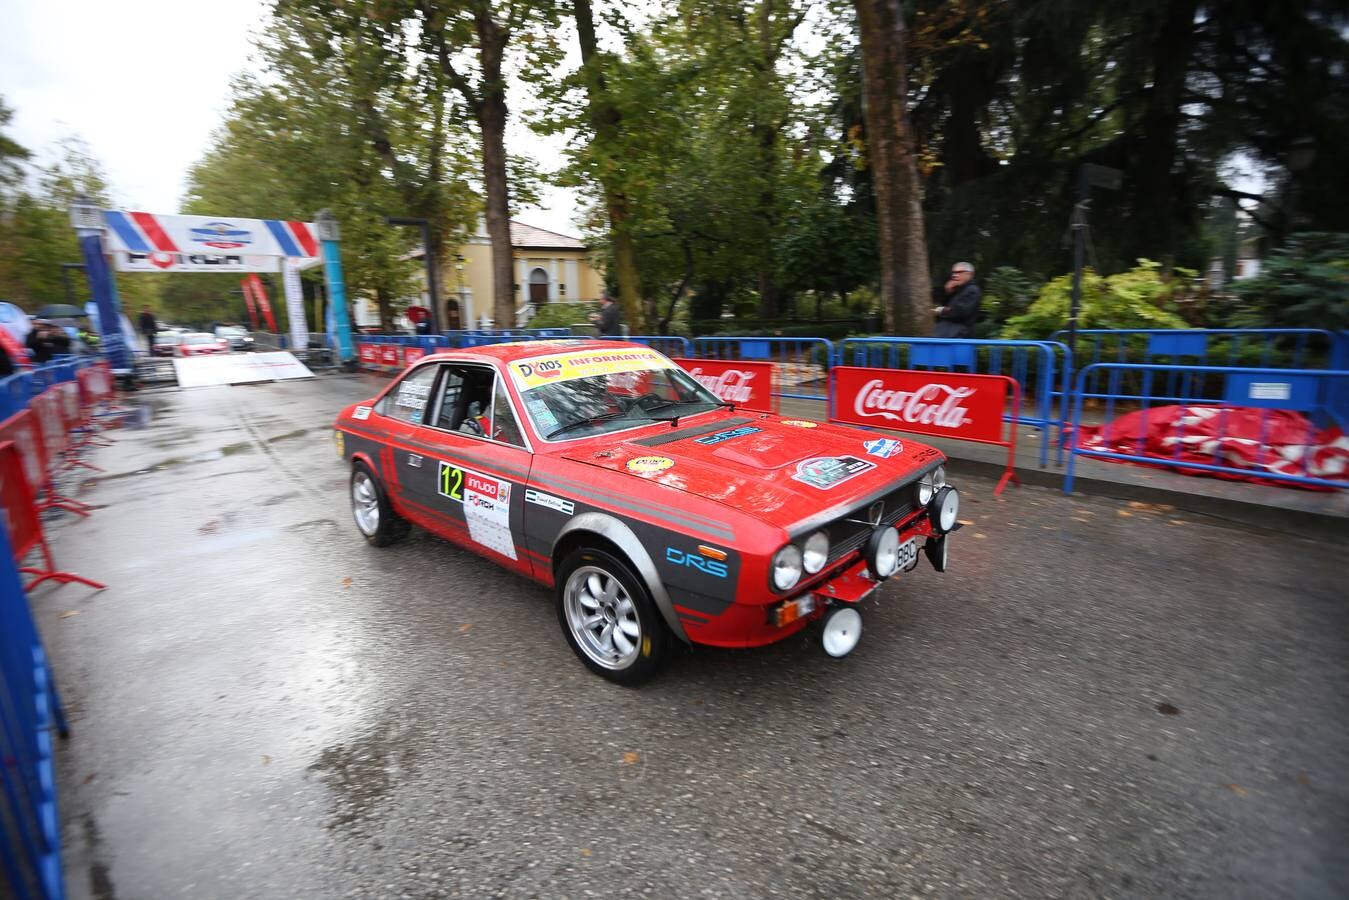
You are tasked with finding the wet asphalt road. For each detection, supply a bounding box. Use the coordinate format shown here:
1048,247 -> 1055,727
31,371 -> 1349,899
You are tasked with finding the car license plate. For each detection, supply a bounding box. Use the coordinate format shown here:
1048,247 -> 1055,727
896,537 -> 919,571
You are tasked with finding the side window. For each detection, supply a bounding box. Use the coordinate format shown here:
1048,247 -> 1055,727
432,369 -> 465,430
490,380 -> 526,447
381,365 -> 438,425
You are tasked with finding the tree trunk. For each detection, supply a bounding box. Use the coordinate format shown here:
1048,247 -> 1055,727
854,0 -> 931,336
376,285 -> 393,333
476,17 -> 516,329
574,0 -> 645,331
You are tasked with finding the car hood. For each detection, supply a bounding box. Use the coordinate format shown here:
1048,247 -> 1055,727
560,413 -> 941,532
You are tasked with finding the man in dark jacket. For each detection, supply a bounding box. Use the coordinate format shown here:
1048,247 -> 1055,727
590,291 -> 622,337
934,261 -> 981,338
139,307 -> 158,352
26,320 -> 71,364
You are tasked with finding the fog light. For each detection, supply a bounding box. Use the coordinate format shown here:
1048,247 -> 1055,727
864,525 -> 901,580
928,486 -> 960,534
821,606 -> 862,658
773,594 -> 817,627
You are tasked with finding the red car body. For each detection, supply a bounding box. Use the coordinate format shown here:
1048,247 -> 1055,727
334,340 -> 957,682
176,333 -> 229,357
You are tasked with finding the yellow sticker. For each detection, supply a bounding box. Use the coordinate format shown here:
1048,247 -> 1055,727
334,430 -> 345,457
511,347 -> 676,389
780,419 -> 819,429
625,455 -> 674,474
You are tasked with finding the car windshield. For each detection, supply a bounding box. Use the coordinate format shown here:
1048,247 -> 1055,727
507,348 -> 722,441
183,333 -> 216,345
217,327 -> 246,337
154,333 -> 180,344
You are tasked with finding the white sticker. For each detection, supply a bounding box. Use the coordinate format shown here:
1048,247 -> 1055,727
465,480 -> 517,560
525,488 -> 575,516
1249,382 -> 1291,401
352,406 -> 372,421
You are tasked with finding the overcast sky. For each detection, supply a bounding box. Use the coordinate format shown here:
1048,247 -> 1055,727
0,0 -> 582,234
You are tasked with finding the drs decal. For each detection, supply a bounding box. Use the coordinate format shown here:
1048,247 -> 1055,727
666,547 -> 729,578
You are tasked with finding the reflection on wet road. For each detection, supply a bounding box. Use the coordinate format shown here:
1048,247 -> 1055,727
33,373 -> 1349,899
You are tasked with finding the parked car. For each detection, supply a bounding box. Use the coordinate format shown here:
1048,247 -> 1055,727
151,331 -> 182,357
333,341 -> 959,684
175,332 -> 229,357
214,325 -> 254,351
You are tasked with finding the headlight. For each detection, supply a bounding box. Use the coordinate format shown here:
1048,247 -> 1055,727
802,531 -> 829,574
916,464 -> 946,506
928,486 -> 960,534
865,525 -> 901,579
771,544 -> 803,592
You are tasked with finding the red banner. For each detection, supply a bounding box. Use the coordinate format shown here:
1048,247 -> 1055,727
379,345 -> 402,366
357,343 -> 380,365
247,273 -> 278,333
831,366 -> 1021,495
403,347 -> 426,366
672,358 -> 776,414
240,278 -> 261,330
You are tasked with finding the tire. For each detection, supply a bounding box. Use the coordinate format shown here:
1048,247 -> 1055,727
555,547 -> 669,685
350,461 -> 410,547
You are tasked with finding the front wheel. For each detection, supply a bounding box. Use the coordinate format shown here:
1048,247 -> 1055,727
556,547 -> 669,685
350,462 -> 410,547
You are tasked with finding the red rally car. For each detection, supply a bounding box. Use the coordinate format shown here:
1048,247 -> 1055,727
333,340 -> 961,684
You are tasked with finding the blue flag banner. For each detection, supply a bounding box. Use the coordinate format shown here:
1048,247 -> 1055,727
78,233 -> 133,372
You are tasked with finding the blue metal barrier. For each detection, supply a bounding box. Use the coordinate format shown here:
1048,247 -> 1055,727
0,521 -> 68,900
689,337 -> 834,407
1065,363 -> 1349,493
605,335 -> 691,358
835,337 -> 1061,465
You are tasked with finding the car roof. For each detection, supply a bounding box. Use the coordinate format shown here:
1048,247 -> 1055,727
415,338 -> 649,367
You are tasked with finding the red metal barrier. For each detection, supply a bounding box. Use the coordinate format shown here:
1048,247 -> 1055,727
0,441 -> 104,592
830,366 -> 1022,495
0,409 -> 92,518
672,358 -> 778,414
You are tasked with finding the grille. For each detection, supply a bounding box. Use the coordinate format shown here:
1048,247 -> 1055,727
824,488 -> 918,564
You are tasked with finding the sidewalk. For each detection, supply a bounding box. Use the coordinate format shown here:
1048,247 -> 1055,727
776,396 -> 1349,536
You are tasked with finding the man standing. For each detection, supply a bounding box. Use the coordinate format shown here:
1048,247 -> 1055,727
589,290 -> 622,337
138,306 -> 158,352
934,261 -> 981,338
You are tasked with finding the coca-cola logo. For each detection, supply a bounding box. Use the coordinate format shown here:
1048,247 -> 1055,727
854,379 -> 975,429
688,366 -> 756,404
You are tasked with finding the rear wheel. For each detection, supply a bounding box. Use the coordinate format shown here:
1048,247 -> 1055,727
556,547 -> 669,685
350,462 -> 410,547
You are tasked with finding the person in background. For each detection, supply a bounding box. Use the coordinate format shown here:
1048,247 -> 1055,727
0,340 -> 13,377
589,290 -> 622,337
934,261 -> 981,338
26,320 -> 71,364
139,306 -> 158,352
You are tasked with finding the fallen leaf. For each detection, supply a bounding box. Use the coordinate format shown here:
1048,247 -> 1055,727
1117,509 -> 1133,518
1168,519 -> 1185,525
973,532 -> 986,539
1222,783 -> 1248,797
82,773 -> 97,785
1072,517 -> 1091,523
261,755 -> 271,766
1128,501 -> 1149,510
621,751 -> 641,765
341,577 -> 353,587
1296,772 -> 1312,788
58,610 -> 80,619
458,623 -> 472,633
957,519 -> 975,526
1155,702 -> 1180,716
580,848 -> 592,858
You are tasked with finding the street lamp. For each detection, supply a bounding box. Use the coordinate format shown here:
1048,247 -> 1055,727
386,216 -> 442,334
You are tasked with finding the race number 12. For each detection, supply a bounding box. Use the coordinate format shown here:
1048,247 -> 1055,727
438,462 -> 464,502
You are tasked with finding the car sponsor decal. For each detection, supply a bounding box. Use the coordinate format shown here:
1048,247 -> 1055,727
666,547 -> 728,578
510,347 -> 677,390
525,488 -> 574,516
779,419 -> 818,429
437,462 -> 517,560
791,455 -> 875,489
863,437 -> 903,458
334,430 -> 345,457
352,406 -> 372,421
693,425 -> 761,445
626,455 -> 675,474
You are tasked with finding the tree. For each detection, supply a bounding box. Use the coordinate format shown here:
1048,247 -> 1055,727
852,0 -> 932,334
0,96 -> 30,197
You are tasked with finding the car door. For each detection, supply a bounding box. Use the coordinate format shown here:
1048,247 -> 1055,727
405,362 -> 535,579
367,362 -> 442,520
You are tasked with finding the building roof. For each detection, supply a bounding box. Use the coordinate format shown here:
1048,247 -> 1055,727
508,221 -> 586,250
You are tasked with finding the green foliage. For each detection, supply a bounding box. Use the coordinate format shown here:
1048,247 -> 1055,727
975,266 -> 1039,337
525,301 -> 597,330
1223,233 -> 1349,331
1002,260 -> 1190,340
0,96 -> 31,195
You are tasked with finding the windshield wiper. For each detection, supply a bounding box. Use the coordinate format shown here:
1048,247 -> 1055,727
547,411 -> 632,439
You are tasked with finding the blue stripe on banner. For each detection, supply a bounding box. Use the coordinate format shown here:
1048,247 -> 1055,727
265,220 -> 302,257
104,211 -> 151,252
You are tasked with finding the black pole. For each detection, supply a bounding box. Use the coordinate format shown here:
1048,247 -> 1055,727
1068,165 -> 1088,360
386,216 -> 441,334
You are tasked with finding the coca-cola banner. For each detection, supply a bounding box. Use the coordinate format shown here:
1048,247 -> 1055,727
831,367 -> 1009,445
673,358 -> 776,414
357,343 -> 380,365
